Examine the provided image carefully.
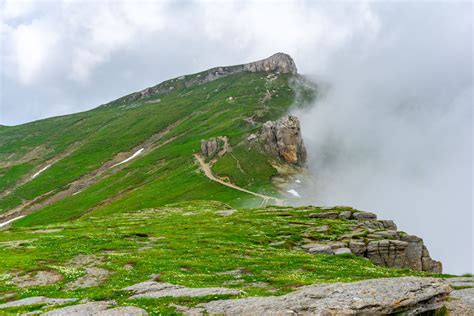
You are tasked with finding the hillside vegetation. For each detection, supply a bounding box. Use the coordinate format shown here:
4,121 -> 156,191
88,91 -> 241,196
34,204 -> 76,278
0,202 -> 427,315
1,67 -> 312,227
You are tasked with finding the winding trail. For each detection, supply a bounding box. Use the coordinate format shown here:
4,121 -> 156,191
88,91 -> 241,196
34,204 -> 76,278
194,154 -> 283,206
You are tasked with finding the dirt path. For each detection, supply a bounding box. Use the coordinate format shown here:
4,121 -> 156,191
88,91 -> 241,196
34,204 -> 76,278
194,154 -> 283,206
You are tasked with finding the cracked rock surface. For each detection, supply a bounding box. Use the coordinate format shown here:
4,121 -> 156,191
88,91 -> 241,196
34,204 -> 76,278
43,301 -> 148,316
301,209 -> 442,272
0,296 -> 76,309
193,277 -> 450,315
261,115 -> 307,165
124,280 -> 242,299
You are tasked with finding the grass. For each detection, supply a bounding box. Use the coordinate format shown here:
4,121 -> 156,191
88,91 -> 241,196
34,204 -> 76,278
212,144 -> 279,193
0,202 -> 431,314
0,64 -> 447,315
1,71 -> 300,226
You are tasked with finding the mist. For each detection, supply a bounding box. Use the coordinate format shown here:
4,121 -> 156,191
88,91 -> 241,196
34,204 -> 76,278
291,2 -> 472,274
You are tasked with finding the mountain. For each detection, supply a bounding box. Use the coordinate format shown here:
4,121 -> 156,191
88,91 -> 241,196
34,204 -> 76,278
0,53 -> 314,227
0,53 -> 471,315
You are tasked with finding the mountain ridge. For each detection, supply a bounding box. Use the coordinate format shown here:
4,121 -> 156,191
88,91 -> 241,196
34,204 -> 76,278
110,52 -> 298,106
0,53 -> 467,316
0,53 -> 310,228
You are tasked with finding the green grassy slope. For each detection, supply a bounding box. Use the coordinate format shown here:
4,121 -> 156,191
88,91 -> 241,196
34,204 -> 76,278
1,70 -> 311,227
0,202 -> 431,315
0,58 -> 446,316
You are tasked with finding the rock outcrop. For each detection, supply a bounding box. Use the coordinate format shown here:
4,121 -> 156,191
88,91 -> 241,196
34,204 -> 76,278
194,277 -> 451,315
301,209 -> 442,273
449,280 -> 474,310
201,139 -> 220,158
261,115 -> 307,165
200,136 -> 229,159
2,277 -> 470,315
243,53 -> 297,74
116,53 -> 296,105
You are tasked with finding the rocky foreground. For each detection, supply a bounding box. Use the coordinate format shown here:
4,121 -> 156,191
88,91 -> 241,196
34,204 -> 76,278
192,277 -> 451,315
0,204 -> 471,315
1,277 -> 472,315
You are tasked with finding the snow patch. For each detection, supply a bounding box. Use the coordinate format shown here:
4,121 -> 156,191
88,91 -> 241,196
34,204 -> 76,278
295,179 -> 301,183
0,216 -> 25,228
111,148 -> 144,168
287,189 -> 301,198
31,164 -> 51,179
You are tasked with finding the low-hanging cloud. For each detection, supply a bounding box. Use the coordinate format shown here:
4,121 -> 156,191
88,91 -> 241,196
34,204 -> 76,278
291,2 -> 472,274
0,0 -> 472,273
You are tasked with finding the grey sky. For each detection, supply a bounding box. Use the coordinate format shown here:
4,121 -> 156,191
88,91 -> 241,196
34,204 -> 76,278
1,0 -> 394,125
1,0 -> 472,273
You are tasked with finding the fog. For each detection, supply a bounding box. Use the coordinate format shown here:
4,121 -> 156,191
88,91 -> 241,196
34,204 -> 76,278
291,3 -> 472,274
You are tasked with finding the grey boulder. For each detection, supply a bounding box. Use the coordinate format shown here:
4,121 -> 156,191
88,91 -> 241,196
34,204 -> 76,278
196,277 -> 451,315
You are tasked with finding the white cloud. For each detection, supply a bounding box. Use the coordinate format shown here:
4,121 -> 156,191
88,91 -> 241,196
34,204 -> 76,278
198,1 -> 380,70
8,18 -> 59,84
291,2 -> 472,274
1,0 -> 380,86
69,47 -> 105,82
1,0 -> 169,84
67,1 -> 167,81
1,0 -> 37,21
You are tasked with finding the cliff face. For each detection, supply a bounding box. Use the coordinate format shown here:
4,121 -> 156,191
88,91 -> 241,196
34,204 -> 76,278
303,209 -> 442,273
261,115 -> 307,166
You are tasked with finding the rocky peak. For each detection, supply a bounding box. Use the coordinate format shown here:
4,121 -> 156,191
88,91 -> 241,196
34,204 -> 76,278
114,53 -> 297,105
243,53 -> 297,74
261,115 -> 307,166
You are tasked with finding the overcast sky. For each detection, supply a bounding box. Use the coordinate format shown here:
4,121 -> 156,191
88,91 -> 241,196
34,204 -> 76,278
0,0 -> 419,126
0,0 -> 369,125
1,0 -> 472,273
